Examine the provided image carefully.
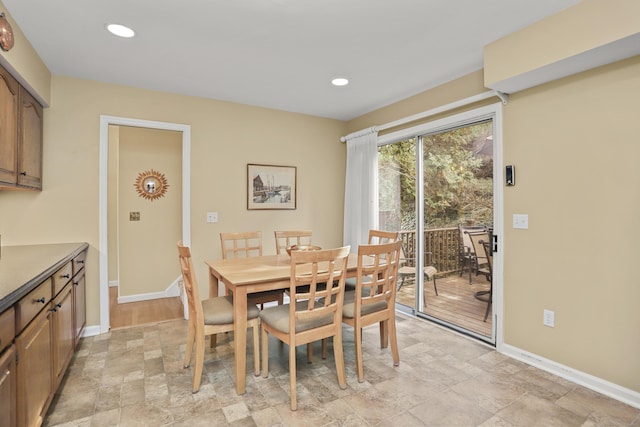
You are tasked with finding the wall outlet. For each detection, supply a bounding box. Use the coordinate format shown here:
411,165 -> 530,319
543,309 -> 555,327
513,214 -> 528,229
206,212 -> 218,223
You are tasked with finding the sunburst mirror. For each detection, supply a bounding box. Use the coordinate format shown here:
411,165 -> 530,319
134,169 -> 169,201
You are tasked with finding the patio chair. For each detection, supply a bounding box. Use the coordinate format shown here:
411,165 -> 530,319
458,225 -> 488,284
479,240 -> 493,322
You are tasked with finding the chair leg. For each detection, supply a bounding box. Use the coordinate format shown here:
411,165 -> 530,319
183,319 -> 195,368
380,320 -> 388,349
289,339 -> 298,410
483,287 -> 492,322
192,329 -> 205,393
321,338 -> 328,359
333,331 -> 347,390
251,320 -> 260,376
261,327 -> 269,378
433,277 -> 438,296
354,326 -> 364,383
388,313 -> 400,367
306,343 -> 313,364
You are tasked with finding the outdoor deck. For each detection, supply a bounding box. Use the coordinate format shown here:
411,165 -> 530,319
396,271 -> 492,338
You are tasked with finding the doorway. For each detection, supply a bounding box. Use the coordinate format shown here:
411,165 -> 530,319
377,103 -> 502,345
99,116 -> 191,333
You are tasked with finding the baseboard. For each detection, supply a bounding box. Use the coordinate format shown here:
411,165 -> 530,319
81,325 -> 101,338
117,277 -> 182,304
501,344 -> 640,409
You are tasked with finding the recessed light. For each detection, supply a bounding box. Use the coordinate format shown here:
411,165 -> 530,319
107,24 -> 135,38
331,78 -> 349,87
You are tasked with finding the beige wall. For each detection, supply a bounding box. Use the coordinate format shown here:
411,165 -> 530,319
0,75 -> 348,329
117,126 -> 182,297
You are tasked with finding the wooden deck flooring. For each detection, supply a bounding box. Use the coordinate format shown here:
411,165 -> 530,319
396,272 -> 493,338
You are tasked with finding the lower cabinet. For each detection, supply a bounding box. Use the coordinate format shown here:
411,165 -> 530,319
52,284 -> 74,388
72,269 -> 86,345
0,345 -> 17,427
15,308 -> 53,427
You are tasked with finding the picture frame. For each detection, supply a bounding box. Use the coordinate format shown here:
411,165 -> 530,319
247,164 -> 297,210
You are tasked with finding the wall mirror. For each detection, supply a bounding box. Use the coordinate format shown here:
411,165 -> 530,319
134,169 -> 169,201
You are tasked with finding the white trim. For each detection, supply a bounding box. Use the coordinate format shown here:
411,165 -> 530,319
502,344 -> 640,410
341,90 -> 505,142
80,325 -> 101,338
108,280 -> 119,288
99,116 -> 191,334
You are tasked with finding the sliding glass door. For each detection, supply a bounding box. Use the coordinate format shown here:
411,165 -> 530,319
377,106 -> 499,344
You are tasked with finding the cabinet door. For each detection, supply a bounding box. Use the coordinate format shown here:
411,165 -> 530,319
73,271 -> 86,345
52,284 -> 74,388
0,345 -> 17,427
17,87 -> 43,189
0,66 -> 19,185
15,308 -> 52,427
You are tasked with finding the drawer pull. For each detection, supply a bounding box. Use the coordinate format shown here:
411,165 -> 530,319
61,274 -> 71,279
77,260 -> 85,264
34,297 -> 46,304
50,303 -> 62,312
74,281 -> 79,286
20,171 -> 27,176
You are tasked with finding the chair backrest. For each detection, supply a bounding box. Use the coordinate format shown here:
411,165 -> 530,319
220,231 -> 263,259
480,240 -> 493,276
177,241 -> 203,324
467,230 -> 489,265
459,225 -> 487,255
367,229 -> 399,245
274,230 -> 313,254
288,246 -> 351,332
354,241 -> 402,314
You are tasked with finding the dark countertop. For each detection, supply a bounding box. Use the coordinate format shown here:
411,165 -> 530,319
0,242 -> 89,313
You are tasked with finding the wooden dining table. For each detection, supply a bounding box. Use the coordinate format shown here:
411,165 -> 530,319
205,252 -> 359,395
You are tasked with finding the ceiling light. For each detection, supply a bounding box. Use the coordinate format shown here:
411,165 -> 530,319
107,24 -> 135,38
331,78 -> 349,87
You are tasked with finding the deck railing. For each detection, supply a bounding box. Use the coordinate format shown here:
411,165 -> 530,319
398,228 -> 460,274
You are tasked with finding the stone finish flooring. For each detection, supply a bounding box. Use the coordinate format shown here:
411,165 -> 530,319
45,314 -> 639,427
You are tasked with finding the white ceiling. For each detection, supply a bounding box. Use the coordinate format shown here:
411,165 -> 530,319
2,0 -> 581,121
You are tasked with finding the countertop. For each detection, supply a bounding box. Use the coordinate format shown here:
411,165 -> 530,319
0,242 -> 89,313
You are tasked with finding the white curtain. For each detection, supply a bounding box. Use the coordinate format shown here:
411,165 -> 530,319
343,128 -> 378,250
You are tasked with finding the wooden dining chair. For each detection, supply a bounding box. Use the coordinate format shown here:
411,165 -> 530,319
220,231 -> 285,308
274,230 -> 313,254
367,229 -> 399,245
260,246 -> 351,410
177,241 -> 260,393
342,240 -> 402,382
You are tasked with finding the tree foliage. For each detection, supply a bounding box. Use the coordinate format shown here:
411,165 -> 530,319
378,121 -> 493,230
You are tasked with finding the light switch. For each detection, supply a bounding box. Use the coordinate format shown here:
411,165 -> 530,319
513,214 -> 528,229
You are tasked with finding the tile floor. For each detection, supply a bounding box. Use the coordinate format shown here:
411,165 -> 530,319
45,314 -> 640,427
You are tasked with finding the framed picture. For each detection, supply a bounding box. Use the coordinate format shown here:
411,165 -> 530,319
247,164 -> 297,210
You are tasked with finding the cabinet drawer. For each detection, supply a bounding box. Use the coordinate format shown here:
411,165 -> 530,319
53,261 -> 73,296
73,250 -> 87,276
16,278 -> 52,332
0,307 -> 15,354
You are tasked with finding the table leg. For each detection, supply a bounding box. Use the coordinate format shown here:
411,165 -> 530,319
234,288 -> 248,395
209,267 -> 219,298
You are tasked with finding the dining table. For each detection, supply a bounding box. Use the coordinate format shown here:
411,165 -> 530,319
205,252 -> 359,395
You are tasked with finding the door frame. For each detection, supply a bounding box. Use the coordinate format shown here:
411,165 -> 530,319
378,102 -> 504,347
98,116 -> 191,333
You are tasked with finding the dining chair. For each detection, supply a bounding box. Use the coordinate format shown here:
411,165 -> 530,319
345,229 -> 399,292
177,241 -> 260,393
220,231 -> 285,308
342,241 -> 402,382
458,225 -> 488,284
260,246 -> 351,410
274,230 -> 313,254
479,240 -> 493,322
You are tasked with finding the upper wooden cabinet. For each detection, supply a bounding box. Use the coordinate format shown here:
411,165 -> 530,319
0,65 -> 19,185
0,64 -> 43,191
